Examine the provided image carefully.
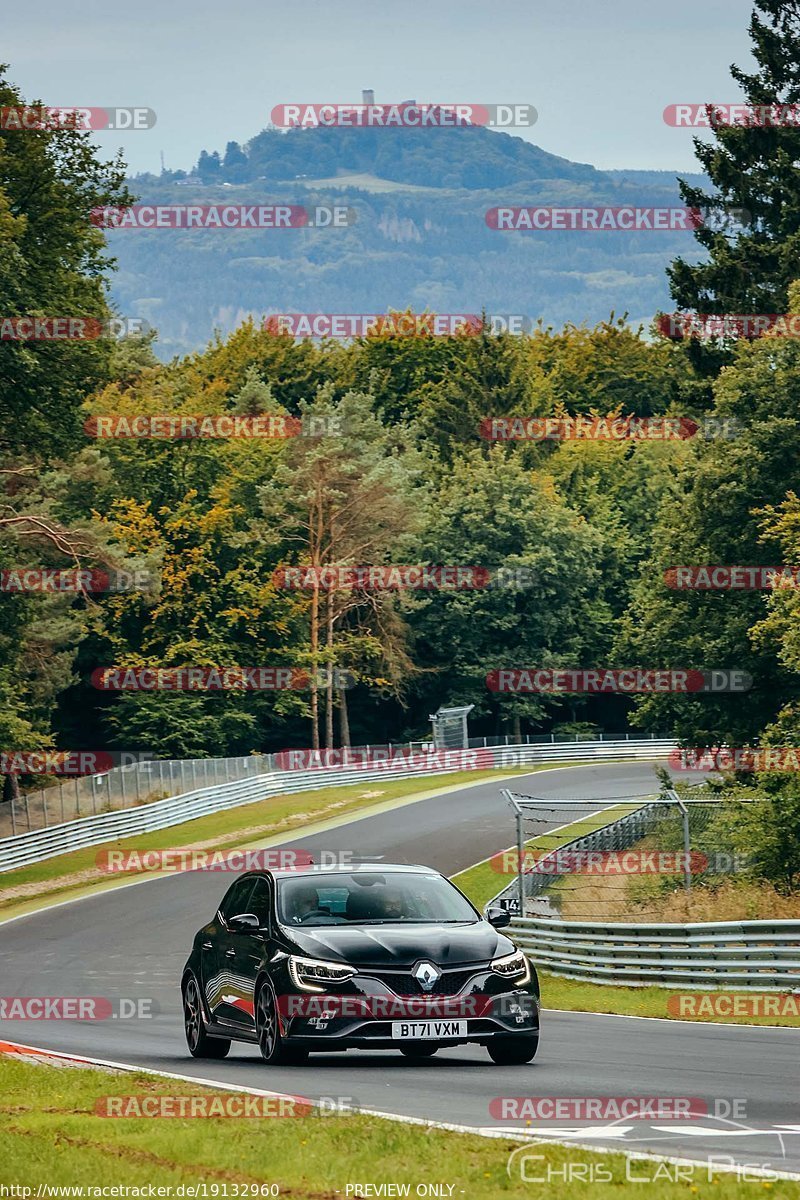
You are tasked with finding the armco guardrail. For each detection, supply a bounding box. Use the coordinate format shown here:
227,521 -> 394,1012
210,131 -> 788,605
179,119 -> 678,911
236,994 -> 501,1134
486,791 -> 797,989
506,915 -> 800,990
0,739 -> 675,873
3,734 -> 673,838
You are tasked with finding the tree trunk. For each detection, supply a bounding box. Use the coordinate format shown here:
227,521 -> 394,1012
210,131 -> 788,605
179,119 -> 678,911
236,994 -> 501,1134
338,686 -> 351,749
2,772 -> 20,835
513,713 -> 522,745
2,772 -> 19,805
325,597 -> 334,749
310,583 -> 320,749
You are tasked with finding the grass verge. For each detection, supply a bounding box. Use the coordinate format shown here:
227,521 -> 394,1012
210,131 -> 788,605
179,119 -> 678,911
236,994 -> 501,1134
1,1054 -> 795,1195
555,854 -> 800,924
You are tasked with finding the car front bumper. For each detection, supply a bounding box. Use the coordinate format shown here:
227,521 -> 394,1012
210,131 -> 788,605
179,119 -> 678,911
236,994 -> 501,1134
278,983 -> 540,1047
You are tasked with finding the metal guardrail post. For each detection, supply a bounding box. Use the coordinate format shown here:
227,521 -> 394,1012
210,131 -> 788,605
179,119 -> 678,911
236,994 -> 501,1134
516,806 -> 525,914
500,789 -> 525,916
669,787 -> 692,894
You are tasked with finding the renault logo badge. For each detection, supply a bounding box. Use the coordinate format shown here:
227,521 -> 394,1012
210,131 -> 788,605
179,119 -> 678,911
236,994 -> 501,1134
413,961 -> 441,992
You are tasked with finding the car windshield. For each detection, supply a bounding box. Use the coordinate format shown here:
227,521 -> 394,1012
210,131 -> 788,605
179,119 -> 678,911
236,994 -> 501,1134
276,871 -> 479,927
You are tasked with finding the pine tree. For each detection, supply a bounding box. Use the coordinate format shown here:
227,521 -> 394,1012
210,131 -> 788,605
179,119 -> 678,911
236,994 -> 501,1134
231,366 -> 274,415
669,1 -> 800,316
197,150 -> 221,181
222,140 -> 249,182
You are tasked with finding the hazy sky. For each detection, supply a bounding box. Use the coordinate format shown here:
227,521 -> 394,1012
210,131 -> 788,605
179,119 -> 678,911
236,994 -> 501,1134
5,0 -> 756,177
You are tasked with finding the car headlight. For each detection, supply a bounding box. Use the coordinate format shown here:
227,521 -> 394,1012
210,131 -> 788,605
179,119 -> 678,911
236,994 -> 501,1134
491,950 -> 530,983
288,954 -> 356,992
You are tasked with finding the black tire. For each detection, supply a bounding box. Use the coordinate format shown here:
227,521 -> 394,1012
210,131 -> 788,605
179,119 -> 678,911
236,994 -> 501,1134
183,975 -> 231,1059
400,1044 -> 438,1058
255,983 -> 309,1065
486,1034 -> 539,1065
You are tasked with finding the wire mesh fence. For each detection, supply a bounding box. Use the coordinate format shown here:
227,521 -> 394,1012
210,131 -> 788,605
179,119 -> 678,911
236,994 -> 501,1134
0,733 -> 671,839
489,788 -> 770,921
467,731 -> 650,747
0,755 -> 270,839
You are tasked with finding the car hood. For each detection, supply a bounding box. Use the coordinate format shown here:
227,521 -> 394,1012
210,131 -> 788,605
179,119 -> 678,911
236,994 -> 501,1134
280,921 -> 512,966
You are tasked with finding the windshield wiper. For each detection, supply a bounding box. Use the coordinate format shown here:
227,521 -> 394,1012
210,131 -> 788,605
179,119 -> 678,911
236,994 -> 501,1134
341,918 -> 475,925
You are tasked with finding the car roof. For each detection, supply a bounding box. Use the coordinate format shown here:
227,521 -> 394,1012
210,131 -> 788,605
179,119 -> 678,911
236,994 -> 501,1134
266,862 -> 440,878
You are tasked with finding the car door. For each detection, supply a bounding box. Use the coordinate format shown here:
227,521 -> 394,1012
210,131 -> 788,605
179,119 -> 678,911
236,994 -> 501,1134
224,875 -> 273,1031
203,876 -> 257,1028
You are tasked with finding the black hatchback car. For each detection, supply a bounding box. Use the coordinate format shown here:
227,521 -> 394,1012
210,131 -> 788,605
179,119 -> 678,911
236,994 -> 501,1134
181,863 -> 539,1065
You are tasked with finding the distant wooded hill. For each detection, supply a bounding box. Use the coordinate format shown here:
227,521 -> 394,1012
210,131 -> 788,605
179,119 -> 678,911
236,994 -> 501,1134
110,124 -> 707,358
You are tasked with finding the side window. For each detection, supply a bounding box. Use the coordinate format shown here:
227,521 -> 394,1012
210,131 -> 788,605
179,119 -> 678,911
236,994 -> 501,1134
219,877 -> 256,922
248,877 -> 272,927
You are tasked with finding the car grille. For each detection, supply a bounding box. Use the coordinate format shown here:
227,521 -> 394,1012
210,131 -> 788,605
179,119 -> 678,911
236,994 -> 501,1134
358,967 -> 483,996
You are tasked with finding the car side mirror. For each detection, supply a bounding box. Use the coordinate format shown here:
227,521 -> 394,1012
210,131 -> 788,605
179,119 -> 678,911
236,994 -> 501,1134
228,912 -> 261,931
485,904 -> 511,928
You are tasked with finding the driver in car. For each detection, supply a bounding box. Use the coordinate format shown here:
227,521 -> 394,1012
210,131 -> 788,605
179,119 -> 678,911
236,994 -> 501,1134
289,889 -> 319,923
377,890 -> 405,920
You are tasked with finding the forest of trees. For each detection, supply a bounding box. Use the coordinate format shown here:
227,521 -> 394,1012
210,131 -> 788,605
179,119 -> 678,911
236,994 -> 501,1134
3,0 -> 800,805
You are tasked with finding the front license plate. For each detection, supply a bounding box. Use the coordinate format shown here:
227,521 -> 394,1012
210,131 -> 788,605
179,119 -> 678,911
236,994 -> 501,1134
390,1020 -> 467,1040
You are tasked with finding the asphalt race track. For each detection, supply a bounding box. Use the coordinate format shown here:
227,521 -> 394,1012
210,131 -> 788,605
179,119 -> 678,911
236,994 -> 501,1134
1,762 -> 798,1175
